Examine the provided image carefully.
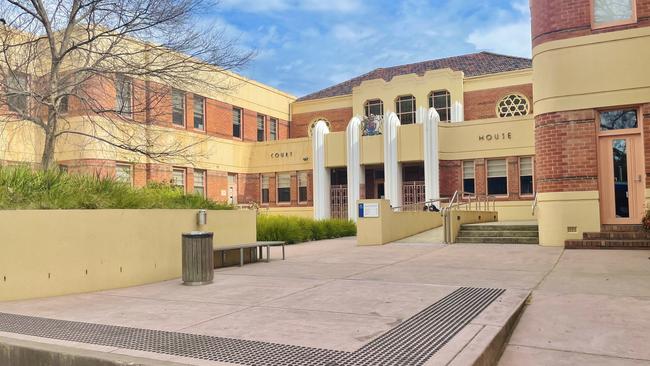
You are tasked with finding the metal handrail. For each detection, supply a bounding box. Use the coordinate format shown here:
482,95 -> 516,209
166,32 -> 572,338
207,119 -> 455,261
392,197 -> 449,212
531,193 -> 538,216
441,190 -> 498,244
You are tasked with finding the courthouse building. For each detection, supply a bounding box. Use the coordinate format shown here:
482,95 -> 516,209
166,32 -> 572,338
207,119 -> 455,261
1,0 -> 649,246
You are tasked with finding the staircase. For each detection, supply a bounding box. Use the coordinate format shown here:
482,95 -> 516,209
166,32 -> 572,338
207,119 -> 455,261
565,225 -> 650,249
456,223 -> 539,244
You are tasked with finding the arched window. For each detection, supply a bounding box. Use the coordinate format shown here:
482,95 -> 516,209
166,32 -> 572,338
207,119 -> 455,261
497,93 -> 530,118
428,90 -> 451,122
395,95 -> 416,124
308,118 -> 331,137
364,99 -> 384,117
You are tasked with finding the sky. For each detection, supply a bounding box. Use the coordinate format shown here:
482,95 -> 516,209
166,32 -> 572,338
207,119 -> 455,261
203,0 -> 532,97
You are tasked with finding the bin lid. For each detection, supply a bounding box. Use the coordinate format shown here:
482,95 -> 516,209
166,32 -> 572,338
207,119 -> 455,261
182,231 -> 214,238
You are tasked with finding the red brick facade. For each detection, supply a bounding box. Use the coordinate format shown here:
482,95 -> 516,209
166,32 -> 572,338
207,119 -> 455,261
534,109 -> 599,193
291,107 -> 353,138
531,0 -> 650,47
463,84 -> 533,121
440,157 -> 535,200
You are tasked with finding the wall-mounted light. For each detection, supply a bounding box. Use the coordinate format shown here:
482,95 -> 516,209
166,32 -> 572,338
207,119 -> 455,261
303,156 -> 309,161
197,209 -> 207,226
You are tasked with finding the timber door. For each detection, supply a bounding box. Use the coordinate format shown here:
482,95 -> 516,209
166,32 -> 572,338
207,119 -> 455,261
598,134 -> 644,225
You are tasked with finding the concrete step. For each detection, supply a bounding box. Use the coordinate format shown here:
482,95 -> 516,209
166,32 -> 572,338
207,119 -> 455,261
565,239 -> 650,250
583,231 -> 650,240
601,224 -> 643,232
456,236 -> 540,244
461,225 -> 539,232
458,230 -> 539,238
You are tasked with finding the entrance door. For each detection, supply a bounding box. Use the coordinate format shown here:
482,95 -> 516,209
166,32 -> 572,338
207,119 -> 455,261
598,134 -> 644,224
227,173 -> 237,205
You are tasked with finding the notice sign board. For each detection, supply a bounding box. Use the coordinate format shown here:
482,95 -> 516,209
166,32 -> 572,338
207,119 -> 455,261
358,203 -> 380,218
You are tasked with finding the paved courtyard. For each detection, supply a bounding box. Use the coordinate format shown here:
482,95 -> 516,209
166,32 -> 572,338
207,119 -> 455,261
0,233 -> 648,365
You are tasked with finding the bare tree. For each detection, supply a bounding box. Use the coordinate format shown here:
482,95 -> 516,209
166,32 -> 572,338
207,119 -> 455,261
0,0 -> 252,170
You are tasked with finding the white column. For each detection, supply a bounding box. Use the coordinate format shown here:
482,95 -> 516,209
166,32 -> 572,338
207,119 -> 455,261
346,117 -> 363,222
451,101 -> 464,123
424,107 -> 441,202
312,120 -> 331,220
383,112 -> 402,208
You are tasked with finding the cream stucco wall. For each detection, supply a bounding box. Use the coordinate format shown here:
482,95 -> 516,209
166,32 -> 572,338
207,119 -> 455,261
533,27 -> 650,115
536,191 -> 601,246
0,209 -> 256,302
357,199 -> 442,245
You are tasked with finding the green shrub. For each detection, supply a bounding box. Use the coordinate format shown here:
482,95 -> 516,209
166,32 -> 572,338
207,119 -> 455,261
0,166 -> 232,210
257,215 -> 356,244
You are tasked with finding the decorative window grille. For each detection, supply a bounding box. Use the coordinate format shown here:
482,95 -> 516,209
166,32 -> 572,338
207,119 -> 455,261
497,94 -> 530,118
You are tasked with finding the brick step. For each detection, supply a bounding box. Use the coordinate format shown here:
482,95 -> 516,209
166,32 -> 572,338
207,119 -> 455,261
456,236 -> 539,245
460,225 -> 539,232
583,231 -> 650,240
565,239 -> 650,250
601,224 -> 643,232
458,230 -> 539,238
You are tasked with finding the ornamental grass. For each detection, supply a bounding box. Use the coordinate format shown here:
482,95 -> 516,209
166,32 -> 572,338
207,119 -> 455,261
257,214 -> 356,244
0,166 -> 231,210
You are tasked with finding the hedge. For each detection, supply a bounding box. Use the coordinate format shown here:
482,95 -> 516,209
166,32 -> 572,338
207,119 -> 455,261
257,215 -> 356,244
0,166 -> 232,210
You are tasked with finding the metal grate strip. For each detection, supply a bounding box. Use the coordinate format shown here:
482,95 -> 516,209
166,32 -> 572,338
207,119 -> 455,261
0,287 -> 504,366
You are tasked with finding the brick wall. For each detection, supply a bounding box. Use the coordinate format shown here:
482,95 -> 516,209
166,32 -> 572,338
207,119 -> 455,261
291,107 -> 353,138
534,109 -> 598,193
532,0 -> 650,47
463,84 -> 533,121
237,173 -> 261,203
440,160 -> 461,197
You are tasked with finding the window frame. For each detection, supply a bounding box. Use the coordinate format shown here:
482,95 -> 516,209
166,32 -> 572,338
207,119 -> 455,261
257,114 -> 266,142
115,163 -> 133,186
276,173 -> 291,204
193,95 -> 205,131
261,175 -> 270,204
596,106 -> 642,136
232,107 -> 243,139
395,95 -> 416,125
193,169 -> 206,197
171,88 -> 186,127
486,159 -> 509,197
115,75 -> 133,118
519,156 -> 534,197
590,0 -> 637,30
298,171 -> 308,204
269,118 -> 278,141
462,160 -> 476,196
172,167 -> 186,192
364,99 -> 384,117
428,90 -> 451,123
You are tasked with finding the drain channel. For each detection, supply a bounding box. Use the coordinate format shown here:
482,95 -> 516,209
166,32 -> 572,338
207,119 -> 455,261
0,287 -> 504,366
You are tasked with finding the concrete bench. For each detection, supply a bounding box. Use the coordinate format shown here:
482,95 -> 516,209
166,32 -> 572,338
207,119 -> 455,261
214,241 -> 286,267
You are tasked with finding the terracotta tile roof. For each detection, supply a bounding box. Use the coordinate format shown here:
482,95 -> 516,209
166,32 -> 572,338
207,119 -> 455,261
297,52 -> 532,102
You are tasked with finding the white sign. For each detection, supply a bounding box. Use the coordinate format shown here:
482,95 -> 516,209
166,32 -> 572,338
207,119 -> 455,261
362,203 -> 380,218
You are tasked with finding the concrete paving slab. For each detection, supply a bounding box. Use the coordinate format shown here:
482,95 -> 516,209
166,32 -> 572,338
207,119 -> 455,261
500,345 -> 650,366
538,271 -> 650,297
214,260 -> 383,280
508,292 -> 650,361
552,249 -> 650,274
180,306 -> 399,352
264,279 -> 457,318
0,294 -> 245,331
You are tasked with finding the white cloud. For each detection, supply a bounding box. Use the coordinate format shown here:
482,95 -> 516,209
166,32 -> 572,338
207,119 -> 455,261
466,21 -> 531,57
217,0 -> 361,13
331,24 -> 376,42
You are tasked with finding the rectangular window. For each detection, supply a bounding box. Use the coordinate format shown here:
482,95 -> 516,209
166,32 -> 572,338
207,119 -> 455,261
6,73 -> 28,113
193,95 -> 205,130
599,109 -> 638,131
172,168 -> 186,191
172,89 -> 185,126
364,99 -> 384,117
115,75 -> 132,116
194,169 -> 206,196
520,157 -> 534,196
429,90 -> 451,122
115,163 -> 132,185
270,118 -> 278,140
487,159 -> 508,196
298,172 -> 308,203
277,173 -> 291,203
58,95 -> 69,114
257,114 -> 265,142
462,160 -> 475,195
592,0 -> 636,28
261,175 -> 270,204
396,95 -> 416,124
232,107 -> 242,138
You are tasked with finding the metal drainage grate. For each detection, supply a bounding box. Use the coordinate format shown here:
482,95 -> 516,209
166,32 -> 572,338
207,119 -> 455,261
0,287 -> 504,366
